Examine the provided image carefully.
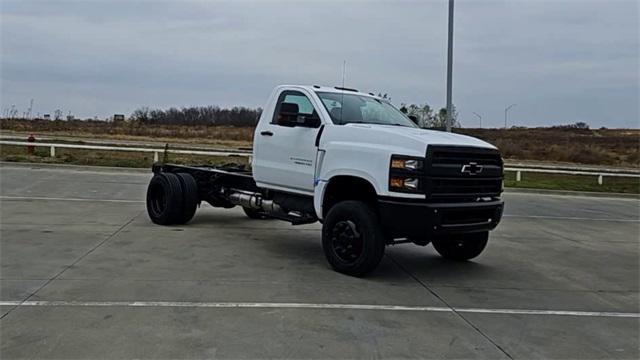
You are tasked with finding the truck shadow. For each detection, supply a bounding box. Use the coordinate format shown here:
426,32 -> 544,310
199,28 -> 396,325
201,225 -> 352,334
189,211 -> 320,230
258,232 -> 498,282
385,246 -> 500,282
189,212 -> 497,282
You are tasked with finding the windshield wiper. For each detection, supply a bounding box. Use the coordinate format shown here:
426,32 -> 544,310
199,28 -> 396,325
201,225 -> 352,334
342,121 -> 368,125
343,121 -> 412,127
379,123 -> 412,127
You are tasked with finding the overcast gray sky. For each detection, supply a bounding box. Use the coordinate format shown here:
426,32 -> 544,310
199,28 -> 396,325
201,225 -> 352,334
1,0 -> 638,128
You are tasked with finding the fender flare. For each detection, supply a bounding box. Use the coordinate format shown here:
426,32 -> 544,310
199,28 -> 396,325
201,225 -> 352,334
314,171 -> 380,220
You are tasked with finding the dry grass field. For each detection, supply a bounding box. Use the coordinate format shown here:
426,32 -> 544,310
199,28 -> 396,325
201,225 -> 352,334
1,119 -> 639,168
457,128 -> 639,168
1,119 -> 638,193
0,119 -> 254,149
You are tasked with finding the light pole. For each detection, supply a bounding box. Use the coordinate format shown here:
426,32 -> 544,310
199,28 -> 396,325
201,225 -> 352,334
472,112 -> 482,128
504,104 -> 516,129
445,0 -> 454,132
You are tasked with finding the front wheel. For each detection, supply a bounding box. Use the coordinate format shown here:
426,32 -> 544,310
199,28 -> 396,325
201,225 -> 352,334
432,232 -> 489,261
322,201 -> 385,277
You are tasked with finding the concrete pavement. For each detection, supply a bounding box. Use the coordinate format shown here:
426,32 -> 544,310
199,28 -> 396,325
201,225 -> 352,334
0,164 -> 638,359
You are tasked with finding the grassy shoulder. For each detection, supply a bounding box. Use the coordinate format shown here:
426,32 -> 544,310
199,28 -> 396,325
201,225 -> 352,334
2,145 -> 637,194
504,171 -> 639,194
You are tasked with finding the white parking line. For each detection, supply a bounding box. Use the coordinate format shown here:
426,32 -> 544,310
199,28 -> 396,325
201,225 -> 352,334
0,196 -> 143,203
0,300 -> 637,318
505,191 -> 640,202
503,215 -> 639,222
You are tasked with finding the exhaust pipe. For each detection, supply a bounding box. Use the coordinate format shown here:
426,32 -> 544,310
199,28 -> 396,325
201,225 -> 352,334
228,191 -> 260,208
227,190 -> 283,214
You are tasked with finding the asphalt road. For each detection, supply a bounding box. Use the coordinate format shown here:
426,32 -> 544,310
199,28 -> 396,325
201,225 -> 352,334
1,163 -> 638,359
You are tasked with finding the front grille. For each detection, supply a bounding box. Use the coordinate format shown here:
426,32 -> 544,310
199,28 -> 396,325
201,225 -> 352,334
425,145 -> 503,200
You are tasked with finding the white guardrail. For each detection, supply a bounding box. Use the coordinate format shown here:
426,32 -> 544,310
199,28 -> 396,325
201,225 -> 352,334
0,140 -> 251,163
1,140 -> 639,185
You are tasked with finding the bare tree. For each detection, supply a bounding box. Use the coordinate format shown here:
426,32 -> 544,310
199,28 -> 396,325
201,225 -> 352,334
129,105 -> 262,126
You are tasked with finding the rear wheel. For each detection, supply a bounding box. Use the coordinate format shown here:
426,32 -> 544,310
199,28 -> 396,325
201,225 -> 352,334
146,173 -> 184,225
175,173 -> 199,224
432,232 -> 488,261
322,201 -> 385,277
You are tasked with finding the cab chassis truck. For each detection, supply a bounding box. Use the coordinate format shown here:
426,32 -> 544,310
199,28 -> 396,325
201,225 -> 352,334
146,85 -> 504,276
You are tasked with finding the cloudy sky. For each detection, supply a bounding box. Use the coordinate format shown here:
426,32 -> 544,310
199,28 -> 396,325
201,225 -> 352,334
1,0 -> 638,128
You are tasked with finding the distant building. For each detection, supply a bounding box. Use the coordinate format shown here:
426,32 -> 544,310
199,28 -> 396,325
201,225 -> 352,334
113,114 -> 125,123
43,114 -> 51,120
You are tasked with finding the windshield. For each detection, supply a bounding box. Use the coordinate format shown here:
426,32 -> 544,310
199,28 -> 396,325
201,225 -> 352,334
316,92 -> 417,128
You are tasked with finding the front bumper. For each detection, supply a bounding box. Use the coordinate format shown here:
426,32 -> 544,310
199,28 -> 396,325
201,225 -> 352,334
378,197 -> 504,239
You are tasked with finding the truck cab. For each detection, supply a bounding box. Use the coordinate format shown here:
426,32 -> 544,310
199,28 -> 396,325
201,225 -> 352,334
147,85 -> 504,276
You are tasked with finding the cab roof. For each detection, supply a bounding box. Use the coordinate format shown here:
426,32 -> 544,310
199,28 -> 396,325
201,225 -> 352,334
278,85 -> 380,99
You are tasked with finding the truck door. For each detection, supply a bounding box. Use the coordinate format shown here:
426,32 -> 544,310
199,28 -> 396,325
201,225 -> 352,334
253,89 -> 322,194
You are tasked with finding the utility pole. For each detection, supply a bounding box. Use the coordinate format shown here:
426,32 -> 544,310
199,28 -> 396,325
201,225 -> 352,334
472,112 -> 482,128
26,99 -> 34,120
504,104 -> 516,129
445,0 -> 454,132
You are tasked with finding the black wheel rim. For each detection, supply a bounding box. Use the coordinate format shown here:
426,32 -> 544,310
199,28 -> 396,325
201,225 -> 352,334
330,220 -> 364,263
150,182 -> 167,216
453,239 -> 466,248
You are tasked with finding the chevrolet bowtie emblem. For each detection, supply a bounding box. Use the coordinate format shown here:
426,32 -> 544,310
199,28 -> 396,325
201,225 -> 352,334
461,162 -> 483,175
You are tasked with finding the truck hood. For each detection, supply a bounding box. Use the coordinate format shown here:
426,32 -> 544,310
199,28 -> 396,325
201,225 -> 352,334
346,124 -> 496,149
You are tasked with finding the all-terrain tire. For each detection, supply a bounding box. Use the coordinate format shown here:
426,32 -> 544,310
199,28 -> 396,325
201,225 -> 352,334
242,207 -> 270,220
322,201 -> 386,277
432,232 -> 489,261
410,238 -> 430,246
175,172 -> 199,224
146,173 -> 184,225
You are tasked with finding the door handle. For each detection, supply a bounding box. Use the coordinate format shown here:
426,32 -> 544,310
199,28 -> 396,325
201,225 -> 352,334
260,131 -> 274,136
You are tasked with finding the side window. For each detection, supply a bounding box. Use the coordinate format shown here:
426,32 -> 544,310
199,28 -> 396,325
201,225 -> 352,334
271,90 -> 318,126
283,94 -> 315,115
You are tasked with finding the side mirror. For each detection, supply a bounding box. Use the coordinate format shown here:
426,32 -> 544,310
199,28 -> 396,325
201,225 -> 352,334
279,104 -> 321,128
296,115 -> 321,128
279,114 -> 320,128
408,115 -> 419,125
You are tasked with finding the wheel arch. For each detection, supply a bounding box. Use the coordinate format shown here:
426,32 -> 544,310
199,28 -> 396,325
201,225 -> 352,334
318,175 -> 379,219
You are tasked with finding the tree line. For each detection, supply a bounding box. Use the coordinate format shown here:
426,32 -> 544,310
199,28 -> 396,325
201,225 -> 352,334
129,106 -> 262,126
399,103 -> 461,128
10,101 -> 589,130
126,102 -> 459,128
378,93 -> 460,128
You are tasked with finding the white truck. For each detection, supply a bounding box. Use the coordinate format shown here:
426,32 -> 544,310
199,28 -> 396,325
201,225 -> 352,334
146,85 -> 504,276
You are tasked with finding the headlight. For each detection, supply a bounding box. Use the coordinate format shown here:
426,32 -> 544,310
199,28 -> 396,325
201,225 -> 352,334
389,177 -> 420,191
389,155 -> 423,193
390,156 -> 423,171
